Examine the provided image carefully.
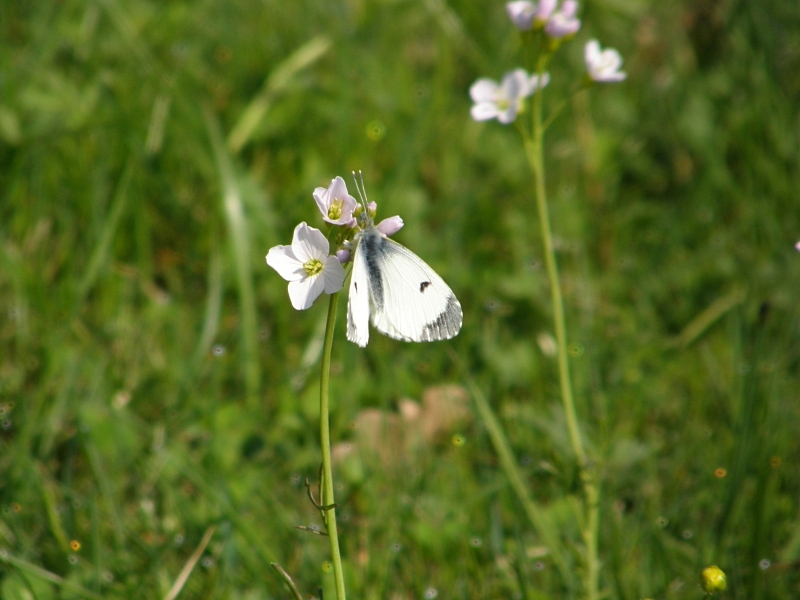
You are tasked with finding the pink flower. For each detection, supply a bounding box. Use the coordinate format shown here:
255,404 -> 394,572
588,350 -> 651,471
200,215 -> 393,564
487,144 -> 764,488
506,1 -> 536,30
506,0 -> 556,30
313,176 -> 357,225
376,216 -> 404,237
584,40 -> 627,82
545,0 -> 580,38
470,69 -> 543,124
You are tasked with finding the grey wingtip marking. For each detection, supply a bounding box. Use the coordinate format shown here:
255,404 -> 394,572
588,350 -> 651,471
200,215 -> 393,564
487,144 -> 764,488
421,294 -> 462,342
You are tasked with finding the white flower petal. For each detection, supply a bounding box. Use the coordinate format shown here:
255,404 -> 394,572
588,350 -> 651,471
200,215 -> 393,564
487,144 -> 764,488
545,12 -> 580,38
291,222 -> 329,262
560,0 -> 578,18
496,104 -> 519,124
602,49 -> 623,72
502,68 -> 531,99
585,40 -> 601,65
601,70 -> 626,82
529,72 -> 551,93
266,245 -> 305,281
585,40 -> 626,82
328,176 -> 348,201
471,102 -> 500,121
470,79 -> 499,103
321,257 -> 346,294
288,275 -> 326,310
313,186 -> 328,216
536,0 -> 556,21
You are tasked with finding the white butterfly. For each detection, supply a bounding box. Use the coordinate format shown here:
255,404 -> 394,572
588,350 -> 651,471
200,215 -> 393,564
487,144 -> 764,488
345,178 -> 462,347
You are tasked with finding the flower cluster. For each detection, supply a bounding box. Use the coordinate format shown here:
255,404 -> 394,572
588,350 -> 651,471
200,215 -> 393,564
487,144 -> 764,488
267,176 -> 402,310
506,0 -> 579,37
470,1 -> 626,125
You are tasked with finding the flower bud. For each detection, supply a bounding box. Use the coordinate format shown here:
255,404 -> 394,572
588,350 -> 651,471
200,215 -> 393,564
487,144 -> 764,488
336,249 -> 351,264
701,565 -> 727,593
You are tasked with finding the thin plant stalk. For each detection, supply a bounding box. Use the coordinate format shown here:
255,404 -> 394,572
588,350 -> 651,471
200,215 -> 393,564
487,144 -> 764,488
524,82 -> 600,600
319,291 -> 346,600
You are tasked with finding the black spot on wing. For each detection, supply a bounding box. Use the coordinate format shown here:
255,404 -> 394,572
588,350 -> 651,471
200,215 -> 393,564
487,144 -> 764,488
420,281 -> 431,293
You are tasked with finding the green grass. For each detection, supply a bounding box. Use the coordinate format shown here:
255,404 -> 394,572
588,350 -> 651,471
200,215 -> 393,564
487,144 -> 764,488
2,0 -> 800,598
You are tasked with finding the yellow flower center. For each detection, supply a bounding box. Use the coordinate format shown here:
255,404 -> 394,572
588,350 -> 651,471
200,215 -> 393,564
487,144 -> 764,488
328,197 -> 344,220
303,258 -> 323,276
303,258 -> 323,277
496,97 -> 511,111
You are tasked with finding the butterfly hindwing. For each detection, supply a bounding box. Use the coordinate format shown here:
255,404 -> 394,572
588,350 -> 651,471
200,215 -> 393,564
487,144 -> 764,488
346,237 -> 371,347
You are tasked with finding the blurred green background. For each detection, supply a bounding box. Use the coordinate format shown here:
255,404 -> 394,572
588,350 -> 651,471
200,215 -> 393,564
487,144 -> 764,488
2,0 -> 800,598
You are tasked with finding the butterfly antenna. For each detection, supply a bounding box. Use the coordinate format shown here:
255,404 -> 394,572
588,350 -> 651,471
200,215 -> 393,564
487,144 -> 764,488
358,170 -> 370,206
351,171 -> 367,210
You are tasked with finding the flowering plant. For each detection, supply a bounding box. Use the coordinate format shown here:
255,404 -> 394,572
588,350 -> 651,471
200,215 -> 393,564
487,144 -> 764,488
264,173 -> 410,600
466,3 -> 628,599
470,3 -> 626,129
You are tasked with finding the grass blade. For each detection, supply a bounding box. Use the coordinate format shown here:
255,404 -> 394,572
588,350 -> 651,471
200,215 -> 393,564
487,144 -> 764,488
163,525 -> 216,600
85,439 -> 126,550
0,551 -> 104,600
75,158 -> 134,306
204,107 -> 260,406
192,239 -> 224,371
668,288 -> 746,349
270,563 -> 305,600
227,36 -> 330,154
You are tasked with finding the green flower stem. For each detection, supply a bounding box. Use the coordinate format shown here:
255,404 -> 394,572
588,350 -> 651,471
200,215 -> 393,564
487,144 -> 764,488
525,84 -> 600,600
319,291 -> 346,600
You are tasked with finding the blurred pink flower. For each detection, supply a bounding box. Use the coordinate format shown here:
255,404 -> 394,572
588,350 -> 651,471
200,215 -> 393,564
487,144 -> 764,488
506,0 -> 556,30
506,1 -> 535,30
529,72 -> 551,93
470,69 -> 544,124
545,0 -> 580,38
584,39 -> 627,82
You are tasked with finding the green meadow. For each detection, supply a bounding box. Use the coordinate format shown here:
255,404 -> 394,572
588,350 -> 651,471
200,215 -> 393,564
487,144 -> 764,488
2,0 -> 800,598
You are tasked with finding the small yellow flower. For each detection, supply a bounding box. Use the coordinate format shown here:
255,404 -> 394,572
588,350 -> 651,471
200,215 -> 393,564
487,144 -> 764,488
701,565 -> 727,593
